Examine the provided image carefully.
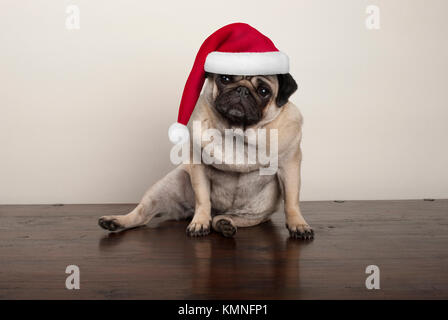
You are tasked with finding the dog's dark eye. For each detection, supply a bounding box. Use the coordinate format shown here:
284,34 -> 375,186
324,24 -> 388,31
257,86 -> 271,98
219,75 -> 232,84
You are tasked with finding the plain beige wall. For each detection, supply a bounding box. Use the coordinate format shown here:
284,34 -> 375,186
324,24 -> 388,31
1,0 -> 447,204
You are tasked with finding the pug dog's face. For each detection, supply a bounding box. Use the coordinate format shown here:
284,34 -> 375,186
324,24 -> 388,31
206,73 -> 298,127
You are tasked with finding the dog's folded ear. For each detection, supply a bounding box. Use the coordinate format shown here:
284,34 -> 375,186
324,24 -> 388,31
276,73 -> 298,107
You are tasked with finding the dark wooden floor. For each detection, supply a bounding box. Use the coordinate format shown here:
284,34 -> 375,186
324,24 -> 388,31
0,200 -> 447,299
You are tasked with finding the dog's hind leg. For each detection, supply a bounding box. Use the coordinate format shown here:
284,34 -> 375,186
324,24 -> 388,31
98,166 -> 195,232
212,215 -> 268,238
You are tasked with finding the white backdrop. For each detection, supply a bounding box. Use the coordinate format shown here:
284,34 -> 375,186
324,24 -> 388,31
1,0 -> 447,204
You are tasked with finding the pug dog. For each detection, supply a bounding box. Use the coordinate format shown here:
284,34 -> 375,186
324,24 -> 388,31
98,72 -> 313,240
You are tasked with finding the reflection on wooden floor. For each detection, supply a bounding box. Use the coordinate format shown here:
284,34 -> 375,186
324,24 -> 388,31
1,200 -> 447,299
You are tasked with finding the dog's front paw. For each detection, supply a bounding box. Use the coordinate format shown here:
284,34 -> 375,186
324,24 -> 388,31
186,219 -> 211,237
98,216 -> 124,232
286,223 -> 314,240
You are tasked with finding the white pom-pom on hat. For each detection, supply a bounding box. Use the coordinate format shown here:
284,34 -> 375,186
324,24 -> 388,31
168,122 -> 190,144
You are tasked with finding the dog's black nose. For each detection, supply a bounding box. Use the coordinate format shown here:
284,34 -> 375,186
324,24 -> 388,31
236,86 -> 249,98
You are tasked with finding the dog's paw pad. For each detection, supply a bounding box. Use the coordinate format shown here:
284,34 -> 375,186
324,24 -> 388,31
98,217 -> 123,232
186,221 -> 211,237
215,219 -> 237,238
286,224 -> 314,240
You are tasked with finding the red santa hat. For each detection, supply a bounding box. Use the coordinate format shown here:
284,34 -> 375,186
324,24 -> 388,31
168,23 -> 289,144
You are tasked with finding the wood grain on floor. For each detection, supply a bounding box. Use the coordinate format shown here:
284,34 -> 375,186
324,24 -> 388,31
0,200 -> 447,299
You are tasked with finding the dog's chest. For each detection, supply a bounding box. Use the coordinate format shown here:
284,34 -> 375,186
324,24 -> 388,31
206,166 -> 281,216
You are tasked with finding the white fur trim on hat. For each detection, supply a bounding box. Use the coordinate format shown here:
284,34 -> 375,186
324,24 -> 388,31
204,51 -> 289,75
168,122 -> 190,144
